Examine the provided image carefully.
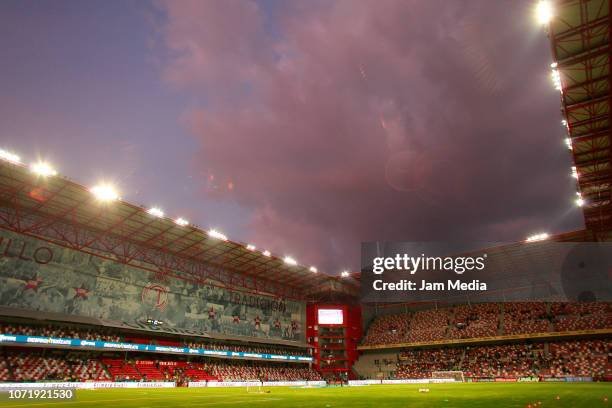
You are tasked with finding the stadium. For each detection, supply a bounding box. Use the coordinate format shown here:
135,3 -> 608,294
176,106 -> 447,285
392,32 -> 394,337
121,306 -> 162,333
0,0 -> 611,407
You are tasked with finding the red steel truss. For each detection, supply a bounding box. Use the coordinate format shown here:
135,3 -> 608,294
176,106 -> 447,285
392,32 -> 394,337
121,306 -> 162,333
0,161 -> 358,300
547,0 -> 612,230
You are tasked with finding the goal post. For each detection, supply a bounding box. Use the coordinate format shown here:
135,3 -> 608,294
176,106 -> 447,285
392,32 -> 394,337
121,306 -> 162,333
246,380 -> 264,393
431,371 -> 465,382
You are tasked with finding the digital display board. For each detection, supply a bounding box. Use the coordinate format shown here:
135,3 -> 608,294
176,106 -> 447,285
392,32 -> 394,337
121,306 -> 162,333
318,309 -> 343,325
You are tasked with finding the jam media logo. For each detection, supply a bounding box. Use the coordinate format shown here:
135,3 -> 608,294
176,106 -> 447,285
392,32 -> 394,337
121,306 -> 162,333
141,283 -> 169,311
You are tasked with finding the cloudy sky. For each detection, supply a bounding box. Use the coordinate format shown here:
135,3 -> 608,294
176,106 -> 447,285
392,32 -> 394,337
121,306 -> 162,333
0,0 -> 583,275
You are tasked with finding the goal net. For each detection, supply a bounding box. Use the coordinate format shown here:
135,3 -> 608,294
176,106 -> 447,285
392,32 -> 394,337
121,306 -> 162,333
431,371 -> 465,382
246,380 -> 264,393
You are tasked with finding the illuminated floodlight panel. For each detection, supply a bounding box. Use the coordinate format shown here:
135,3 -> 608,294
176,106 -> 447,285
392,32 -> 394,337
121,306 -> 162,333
147,207 -> 164,218
0,149 -> 21,164
262,250 -> 271,257
90,184 -> 119,202
175,217 -> 189,226
318,309 -> 343,325
309,266 -> 318,273
284,256 -> 297,266
208,229 -> 228,241
536,1 -> 553,24
526,233 -> 549,243
341,270 -> 350,277
246,244 -> 256,251
30,162 -> 57,177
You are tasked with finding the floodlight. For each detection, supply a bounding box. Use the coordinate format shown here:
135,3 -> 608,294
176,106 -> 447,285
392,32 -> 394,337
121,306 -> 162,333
551,69 -> 562,91
341,270 -> 350,278
147,207 -> 164,218
284,256 -> 297,266
208,229 -> 228,241
550,62 -> 558,68
309,266 -> 318,273
526,233 -> 549,242
246,244 -> 256,251
536,1 -> 553,25
175,217 -> 189,226
0,149 -> 21,164
575,195 -> 585,207
262,250 -> 271,257
571,166 -> 579,179
30,162 -> 57,177
90,184 -> 119,202
564,138 -> 572,150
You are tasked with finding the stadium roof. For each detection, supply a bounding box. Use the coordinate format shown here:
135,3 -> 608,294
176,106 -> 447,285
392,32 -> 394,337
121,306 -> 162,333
546,0 -> 612,230
0,158 -> 358,300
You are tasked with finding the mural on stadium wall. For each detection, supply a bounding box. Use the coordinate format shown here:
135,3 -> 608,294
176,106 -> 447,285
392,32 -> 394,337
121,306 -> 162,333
0,230 -> 304,342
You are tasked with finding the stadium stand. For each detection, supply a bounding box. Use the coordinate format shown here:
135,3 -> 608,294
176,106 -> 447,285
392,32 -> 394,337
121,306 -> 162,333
0,343 -> 321,383
7,353 -> 72,381
449,303 -> 499,339
362,302 -> 612,346
102,359 -> 142,381
503,302 -> 549,335
354,339 -> 611,380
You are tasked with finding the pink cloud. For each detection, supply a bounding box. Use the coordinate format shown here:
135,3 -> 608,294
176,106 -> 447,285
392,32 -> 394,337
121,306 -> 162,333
154,0 -> 582,273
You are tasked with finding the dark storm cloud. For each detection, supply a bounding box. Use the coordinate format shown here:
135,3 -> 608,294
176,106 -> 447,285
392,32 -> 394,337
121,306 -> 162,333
155,0 -> 583,273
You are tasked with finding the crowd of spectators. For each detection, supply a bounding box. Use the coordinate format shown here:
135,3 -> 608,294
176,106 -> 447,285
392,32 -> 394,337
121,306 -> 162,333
395,348 -> 463,378
361,313 -> 411,345
0,323 -> 121,342
185,341 -> 306,356
503,302 -> 549,335
0,350 -> 321,383
449,304 -> 499,339
551,302 -> 611,332
389,339 -> 610,379
461,343 -> 546,378
201,360 -> 322,382
363,302 -> 612,346
548,340 -> 608,378
405,310 -> 449,342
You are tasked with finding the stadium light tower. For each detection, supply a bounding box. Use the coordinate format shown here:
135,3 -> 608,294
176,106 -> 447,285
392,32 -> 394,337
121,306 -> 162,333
90,184 -> 119,202
30,161 -> 57,177
536,1 -> 553,24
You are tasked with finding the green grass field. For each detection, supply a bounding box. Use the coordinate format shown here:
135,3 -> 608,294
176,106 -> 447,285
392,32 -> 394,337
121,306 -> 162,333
1,383 -> 611,408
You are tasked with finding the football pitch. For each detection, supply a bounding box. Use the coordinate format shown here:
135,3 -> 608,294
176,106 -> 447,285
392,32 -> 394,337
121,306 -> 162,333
1,383 -> 612,408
